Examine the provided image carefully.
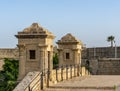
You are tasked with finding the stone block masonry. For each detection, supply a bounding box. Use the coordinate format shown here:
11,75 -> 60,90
13,65 -> 90,91
0,48 -> 19,60
98,58 -> 120,75
0,48 -> 19,70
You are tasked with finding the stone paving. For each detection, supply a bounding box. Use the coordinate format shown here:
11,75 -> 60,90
45,75 -> 120,91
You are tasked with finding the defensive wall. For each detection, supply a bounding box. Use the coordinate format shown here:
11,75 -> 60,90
0,48 -> 19,59
82,46 -> 120,59
97,58 -> 120,75
1,47 -> 120,75
82,58 -> 120,75
0,48 -> 19,70
81,46 -> 120,75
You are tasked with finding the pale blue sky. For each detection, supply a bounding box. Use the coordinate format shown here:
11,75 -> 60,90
0,0 -> 120,48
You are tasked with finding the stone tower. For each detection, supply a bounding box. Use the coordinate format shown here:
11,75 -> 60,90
57,33 -> 83,66
15,23 -> 55,80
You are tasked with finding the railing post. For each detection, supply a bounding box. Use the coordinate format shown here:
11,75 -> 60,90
61,65 -> 63,81
66,65 -> 68,80
74,64 -> 76,77
77,64 -> 80,76
28,85 -> 31,91
56,67 -> 58,82
41,72 -> 43,90
70,65 -> 72,79
47,70 -> 50,87
81,65 -> 82,76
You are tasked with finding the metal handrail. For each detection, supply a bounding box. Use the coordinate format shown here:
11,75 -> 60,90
24,68 -> 49,91
23,64 -> 81,91
24,72 -> 41,90
30,77 -> 41,91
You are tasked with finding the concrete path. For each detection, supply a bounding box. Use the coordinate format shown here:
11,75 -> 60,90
45,75 -> 120,91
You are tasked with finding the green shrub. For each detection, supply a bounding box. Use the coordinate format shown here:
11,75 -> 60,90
0,58 -> 19,91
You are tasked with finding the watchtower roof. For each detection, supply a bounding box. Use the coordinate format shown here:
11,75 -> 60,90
57,33 -> 83,44
22,23 -> 52,34
16,23 -> 55,38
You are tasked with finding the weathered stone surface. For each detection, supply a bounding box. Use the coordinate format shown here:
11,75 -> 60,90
57,33 -> 82,44
45,76 -> 120,91
16,23 -> 55,80
13,71 -> 40,91
0,48 -> 19,59
0,48 -> 19,70
82,47 -> 120,59
97,58 -> 120,75
57,33 -> 83,66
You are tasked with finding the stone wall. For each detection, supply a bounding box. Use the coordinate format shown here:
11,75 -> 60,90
13,72 -> 41,91
82,47 -> 120,75
89,59 -> 98,75
14,66 -> 90,91
0,48 -> 19,70
85,58 -> 120,75
0,48 -> 19,59
82,46 -> 120,59
97,58 -> 120,75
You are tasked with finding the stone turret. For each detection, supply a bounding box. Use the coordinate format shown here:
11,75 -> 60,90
57,33 -> 83,66
15,23 -> 55,80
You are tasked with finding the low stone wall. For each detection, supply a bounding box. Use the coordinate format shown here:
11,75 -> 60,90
52,65 -> 79,82
98,58 -> 120,75
0,48 -> 19,70
82,47 -> 120,59
13,72 -> 41,91
14,65 -> 90,91
0,48 -> 19,59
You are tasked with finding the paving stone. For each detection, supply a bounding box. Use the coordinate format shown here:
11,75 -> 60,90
45,75 -> 120,91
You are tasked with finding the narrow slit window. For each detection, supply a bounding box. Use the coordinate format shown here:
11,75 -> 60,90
29,50 -> 36,59
66,53 -> 70,59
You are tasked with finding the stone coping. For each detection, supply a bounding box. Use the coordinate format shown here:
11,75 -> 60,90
13,71 -> 40,91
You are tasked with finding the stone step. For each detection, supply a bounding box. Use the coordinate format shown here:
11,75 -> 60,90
44,85 -> 115,91
44,89 -> 114,91
44,87 -> 114,91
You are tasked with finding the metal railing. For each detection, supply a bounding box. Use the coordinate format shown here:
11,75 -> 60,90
23,64 -> 89,91
24,72 -> 41,91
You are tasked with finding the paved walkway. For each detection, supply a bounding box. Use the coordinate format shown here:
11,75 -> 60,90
45,75 -> 120,91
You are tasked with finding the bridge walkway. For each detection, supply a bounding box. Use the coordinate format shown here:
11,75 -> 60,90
45,75 -> 120,91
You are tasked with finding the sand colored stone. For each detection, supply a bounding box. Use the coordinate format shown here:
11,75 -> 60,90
45,75 -> 120,91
